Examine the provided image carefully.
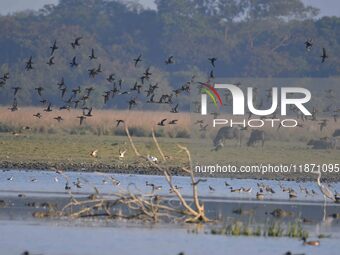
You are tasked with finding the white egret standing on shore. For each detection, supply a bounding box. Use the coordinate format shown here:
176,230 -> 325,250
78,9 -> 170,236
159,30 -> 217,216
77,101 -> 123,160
315,170 -> 335,221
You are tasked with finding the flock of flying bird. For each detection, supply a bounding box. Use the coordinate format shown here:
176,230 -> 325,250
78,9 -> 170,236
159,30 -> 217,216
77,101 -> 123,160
1,36 -> 196,127
0,36 -> 337,132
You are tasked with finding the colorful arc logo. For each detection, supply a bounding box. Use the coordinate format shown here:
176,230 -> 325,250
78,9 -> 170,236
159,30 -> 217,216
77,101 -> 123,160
200,83 -> 223,109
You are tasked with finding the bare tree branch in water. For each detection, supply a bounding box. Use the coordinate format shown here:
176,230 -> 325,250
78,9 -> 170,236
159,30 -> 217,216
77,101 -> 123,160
33,126 -> 209,223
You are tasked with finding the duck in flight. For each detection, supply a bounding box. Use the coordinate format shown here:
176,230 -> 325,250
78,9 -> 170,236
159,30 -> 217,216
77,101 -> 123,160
165,56 -> 174,65
25,56 -> 33,71
50,40 -> 58,55
168,119 -> 178,125
304,39 -> 313,51
116,119 -> 124,127
89,48 -> 97,60
83,107 -> 93,117
47,56 -> 55,66
133,54 -> 142,67
77,116 -> 86,125
321,47 -> 328,63
9,98 -> 18,112
53,116 -> 63,123
170,104 -> 179,113
34,87 -> 44,97
33,112 -> 42,119
157,119 -> 167,126
128,97 -> 137,110
71,37 -> 82,49
70,56 -> 78,67
208,57 -> 217,67
12,87 -> 21,96
44,103 -> 52,112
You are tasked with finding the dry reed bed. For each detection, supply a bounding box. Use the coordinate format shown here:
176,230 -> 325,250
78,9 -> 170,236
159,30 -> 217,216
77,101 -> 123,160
0,107 -> 338,141
0,107 -> 191,134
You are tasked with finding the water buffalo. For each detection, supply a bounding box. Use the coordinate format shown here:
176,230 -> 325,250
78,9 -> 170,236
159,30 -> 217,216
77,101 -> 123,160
307,139 -> 333,149
213,127 -> 241,148
247,130 -> 265,147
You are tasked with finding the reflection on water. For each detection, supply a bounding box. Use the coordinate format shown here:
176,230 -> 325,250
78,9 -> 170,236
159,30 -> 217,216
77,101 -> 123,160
0,169 -> 339,255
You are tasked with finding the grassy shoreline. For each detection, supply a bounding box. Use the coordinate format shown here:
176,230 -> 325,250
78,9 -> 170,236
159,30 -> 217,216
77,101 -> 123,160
0,132 -> 339,181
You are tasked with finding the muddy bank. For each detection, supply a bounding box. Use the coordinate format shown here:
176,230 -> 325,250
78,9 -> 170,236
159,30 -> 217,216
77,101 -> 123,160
1,160 -> 340,182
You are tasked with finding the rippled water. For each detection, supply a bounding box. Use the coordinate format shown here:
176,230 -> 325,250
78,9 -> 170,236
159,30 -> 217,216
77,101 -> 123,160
0,169 -> 339,255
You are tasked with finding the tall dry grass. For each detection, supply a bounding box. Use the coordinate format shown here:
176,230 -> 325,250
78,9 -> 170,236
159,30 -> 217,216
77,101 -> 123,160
0,107 -> 338,141
0,107 -> 191,136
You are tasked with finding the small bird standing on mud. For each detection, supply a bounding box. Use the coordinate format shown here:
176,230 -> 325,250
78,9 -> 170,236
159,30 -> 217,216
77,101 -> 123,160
90,149 -> 98,158
147,155 -> 158,163
119,149 -> 127,160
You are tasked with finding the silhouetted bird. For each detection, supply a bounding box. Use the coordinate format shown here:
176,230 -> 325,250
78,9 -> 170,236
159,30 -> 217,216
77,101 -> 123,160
57,77 -> 65,88
133,54 -> 142,67
107,73 -> 115,83
304,39 -> 313,51
47,56 -> 55,66
35,87 -> 44,97
40,99 -> 47,105
44,103 -> 52,112
84,107 -> 93,117
103,92 -> 110,104
170,104 -> 179,113
157,119 -> 167,126
50,40 -> 58,55
96,64 -> 102,73
54,116 -> 63,123
12,87 -> 21,96
144,66 -> 152,78
9,98 -> 18,111
2,72 -> 9,81
321,48 -> 328,63
128,98 -> 137,110
209,70 -> 214,79
209,185 -> 215,192
89,48 -> 97,60
85,87 -> 94,96
33,112 -> 42,119
165,56 -> 174,64
25,56 -> 33,71
88,68 -> 97,78
169,119 -> 178,125
147,94 -> 155,103
60,87 -> 67,98
116,119 -> 124,127
70,56 -> 78,67
208,57 -> 217,67
71,37 -> 82,49
77,116 -> 86,125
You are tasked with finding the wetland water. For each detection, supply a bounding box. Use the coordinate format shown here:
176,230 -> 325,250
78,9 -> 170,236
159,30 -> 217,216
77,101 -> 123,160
0,169 -> 339,255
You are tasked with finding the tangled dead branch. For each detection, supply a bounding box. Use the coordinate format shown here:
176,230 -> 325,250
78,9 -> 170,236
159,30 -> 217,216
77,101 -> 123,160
34,125 -> 209,223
